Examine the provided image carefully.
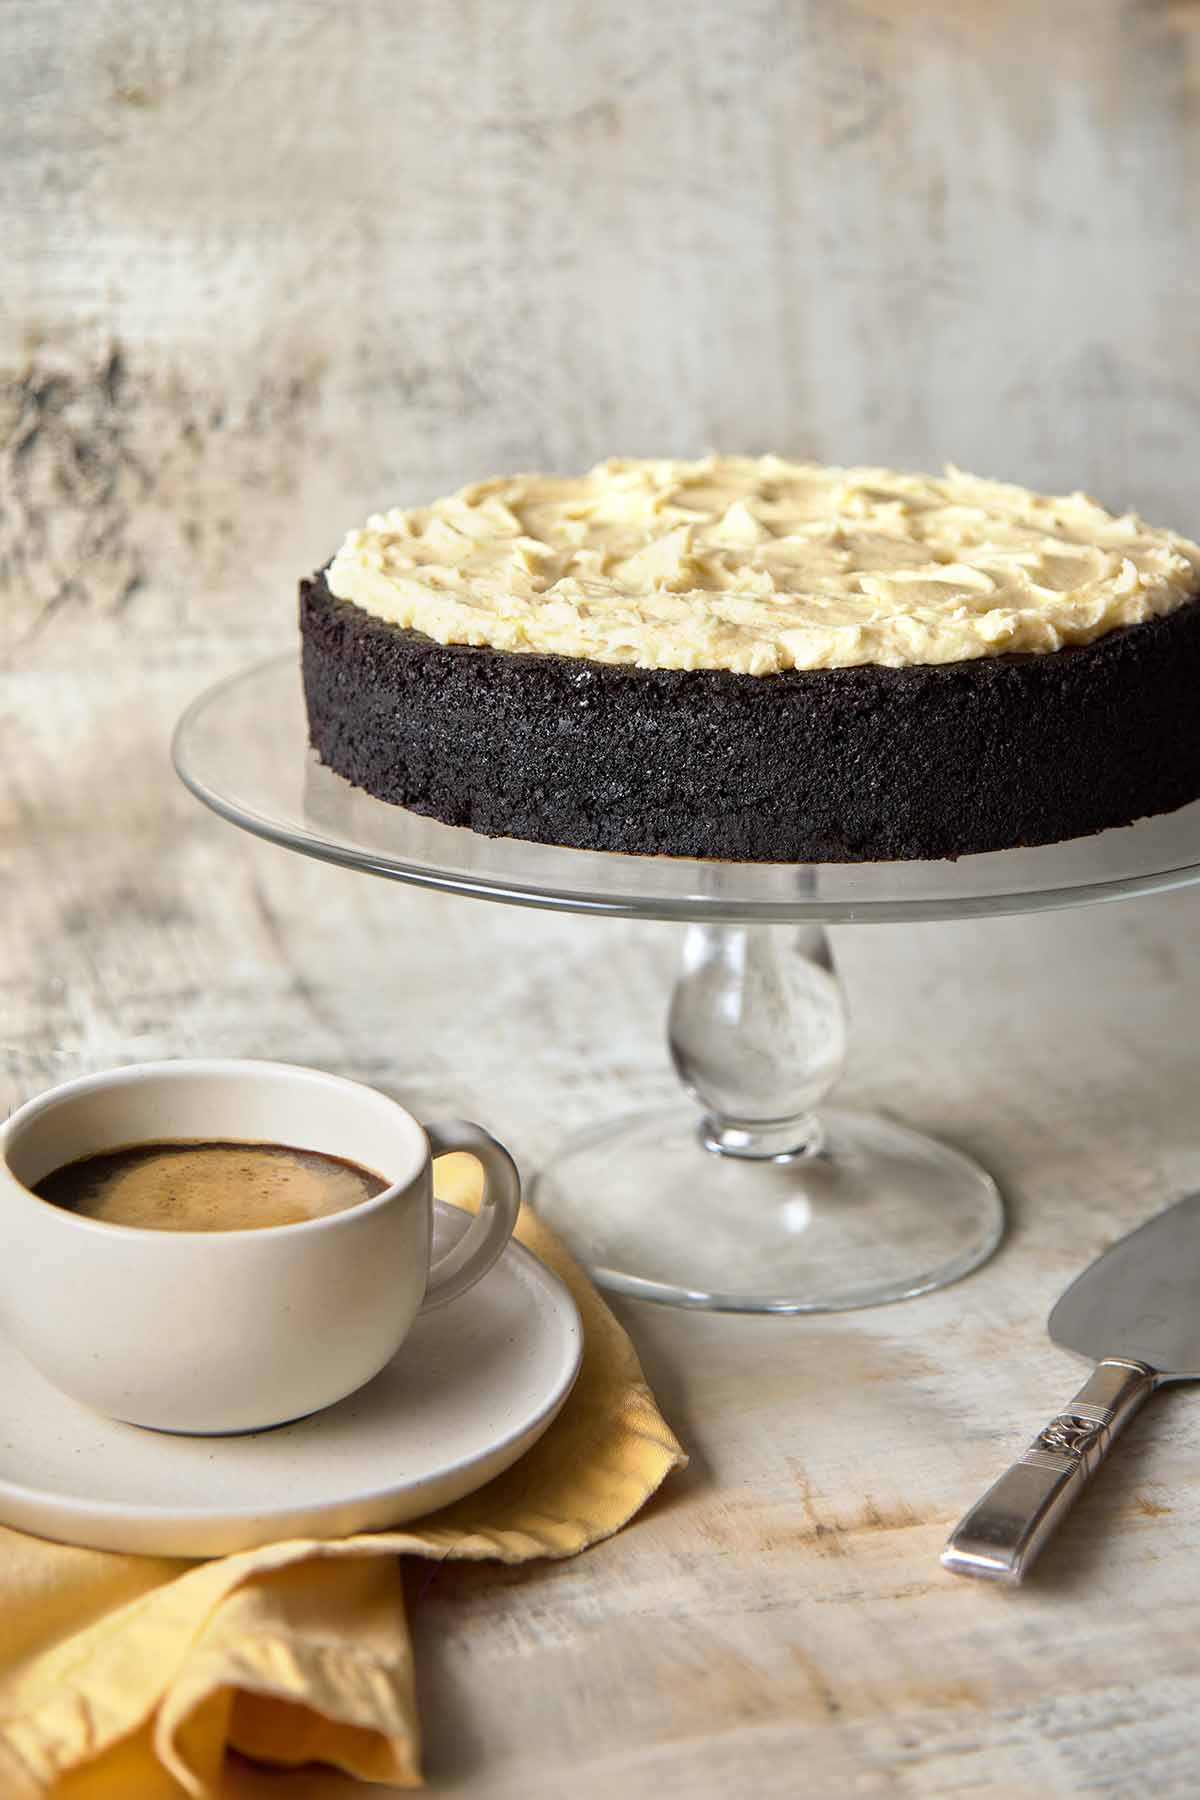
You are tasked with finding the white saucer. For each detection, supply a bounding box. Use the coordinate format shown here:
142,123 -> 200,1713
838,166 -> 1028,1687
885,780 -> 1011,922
0,1203 -> 582,1557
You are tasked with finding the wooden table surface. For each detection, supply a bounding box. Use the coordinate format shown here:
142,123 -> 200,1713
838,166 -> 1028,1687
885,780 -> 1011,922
5,650 -> 1200,1798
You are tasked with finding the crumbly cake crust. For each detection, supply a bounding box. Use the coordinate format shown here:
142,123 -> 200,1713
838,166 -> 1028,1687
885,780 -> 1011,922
300,571 -> 1200,862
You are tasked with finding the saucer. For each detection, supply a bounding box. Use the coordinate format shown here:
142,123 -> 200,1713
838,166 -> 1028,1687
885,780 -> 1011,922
0,1203 -> 583,1557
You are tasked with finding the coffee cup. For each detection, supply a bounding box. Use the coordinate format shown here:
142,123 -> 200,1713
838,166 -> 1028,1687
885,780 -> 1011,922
0,1059 -> 520,1433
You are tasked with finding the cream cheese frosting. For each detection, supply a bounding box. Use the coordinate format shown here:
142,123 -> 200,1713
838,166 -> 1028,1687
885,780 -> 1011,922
325,456 -> 1200,674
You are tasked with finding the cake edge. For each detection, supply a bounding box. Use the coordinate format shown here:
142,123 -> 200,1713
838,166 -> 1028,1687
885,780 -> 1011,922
300,568 -> 1200,863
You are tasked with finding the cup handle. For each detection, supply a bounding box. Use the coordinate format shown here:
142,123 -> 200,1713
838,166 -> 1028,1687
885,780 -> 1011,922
421,1119 -> 521,1312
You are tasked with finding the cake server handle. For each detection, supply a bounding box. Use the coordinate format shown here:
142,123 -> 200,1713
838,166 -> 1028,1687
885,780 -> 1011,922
940,1358 -> 1156,1583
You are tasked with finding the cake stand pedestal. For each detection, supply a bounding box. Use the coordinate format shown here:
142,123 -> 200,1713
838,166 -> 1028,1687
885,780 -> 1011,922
532,920 -> 1000,1310
175,656 -> 1200,1313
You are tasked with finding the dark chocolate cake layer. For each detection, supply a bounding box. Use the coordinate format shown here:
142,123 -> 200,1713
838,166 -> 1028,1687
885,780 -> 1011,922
301,570 -> 1200,862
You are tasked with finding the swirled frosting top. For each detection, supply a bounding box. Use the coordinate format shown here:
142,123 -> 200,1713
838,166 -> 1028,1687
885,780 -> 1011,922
325,456 -> 1200,674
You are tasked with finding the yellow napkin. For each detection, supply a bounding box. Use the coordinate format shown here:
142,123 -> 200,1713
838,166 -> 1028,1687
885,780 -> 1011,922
0,1155 -> 685,1797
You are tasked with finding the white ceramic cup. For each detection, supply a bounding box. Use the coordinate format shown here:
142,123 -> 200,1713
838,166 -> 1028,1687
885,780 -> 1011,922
0,1059 -> 521,1434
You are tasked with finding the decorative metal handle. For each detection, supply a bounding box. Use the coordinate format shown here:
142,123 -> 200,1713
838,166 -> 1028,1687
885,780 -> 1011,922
941,1359 -> 1157,1583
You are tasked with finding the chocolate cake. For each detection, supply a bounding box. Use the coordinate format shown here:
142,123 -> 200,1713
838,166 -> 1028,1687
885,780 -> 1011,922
300,457 -> 1200,862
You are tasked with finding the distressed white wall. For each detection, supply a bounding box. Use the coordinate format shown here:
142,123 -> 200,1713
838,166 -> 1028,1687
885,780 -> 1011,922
3,0 -> 1199,669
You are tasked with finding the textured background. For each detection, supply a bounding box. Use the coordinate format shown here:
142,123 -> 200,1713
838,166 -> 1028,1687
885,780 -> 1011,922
4,0 -> 1200,1127
4,0 -> 1200,670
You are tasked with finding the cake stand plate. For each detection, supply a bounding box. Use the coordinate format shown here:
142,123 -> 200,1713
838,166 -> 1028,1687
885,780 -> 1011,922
174,656 -> 1200,1313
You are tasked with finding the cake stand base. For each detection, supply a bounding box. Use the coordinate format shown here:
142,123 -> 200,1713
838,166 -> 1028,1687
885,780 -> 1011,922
533,1105 -> 1002,1313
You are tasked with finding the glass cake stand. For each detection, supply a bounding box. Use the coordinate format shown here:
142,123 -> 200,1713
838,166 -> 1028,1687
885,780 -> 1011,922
174,656 -> 1200,1313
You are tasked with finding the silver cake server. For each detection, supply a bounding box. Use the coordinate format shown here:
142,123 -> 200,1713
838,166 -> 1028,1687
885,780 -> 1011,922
943,1192 -> 1200,1583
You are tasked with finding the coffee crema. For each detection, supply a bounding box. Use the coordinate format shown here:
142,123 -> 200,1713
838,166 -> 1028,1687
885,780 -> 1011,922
33,1141 -> 389,1233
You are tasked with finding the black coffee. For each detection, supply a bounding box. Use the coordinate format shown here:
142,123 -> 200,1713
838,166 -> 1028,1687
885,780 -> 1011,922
34,1141 -> 389,1232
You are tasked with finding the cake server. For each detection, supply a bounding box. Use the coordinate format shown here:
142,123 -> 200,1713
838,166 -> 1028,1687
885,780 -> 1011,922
942,1192 -> 1200,1583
